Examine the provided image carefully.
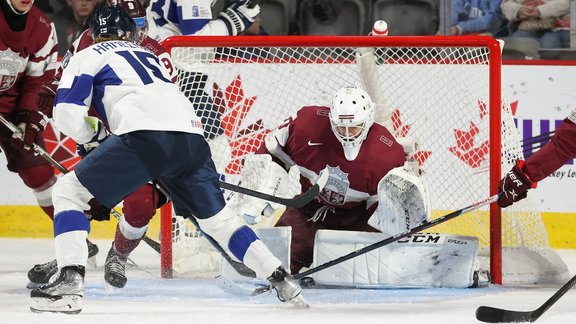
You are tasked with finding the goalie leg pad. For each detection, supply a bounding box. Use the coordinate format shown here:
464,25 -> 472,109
312,230 -> 479,288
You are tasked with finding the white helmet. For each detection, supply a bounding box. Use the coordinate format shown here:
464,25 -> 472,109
329,86 -> 375,160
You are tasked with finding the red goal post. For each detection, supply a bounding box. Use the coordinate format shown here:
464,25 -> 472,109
159,36 -> 566,285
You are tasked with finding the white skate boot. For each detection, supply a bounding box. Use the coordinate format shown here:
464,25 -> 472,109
267,267 -> 309,308
30,265 -> 85,314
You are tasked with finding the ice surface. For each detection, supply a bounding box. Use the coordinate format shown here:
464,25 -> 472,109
2,238 -> 576,324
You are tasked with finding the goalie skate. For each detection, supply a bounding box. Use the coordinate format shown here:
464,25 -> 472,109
268,267 -> 309,308
27,239 -> 99,288
104,245 -> 128,288
30,266 -> 85,314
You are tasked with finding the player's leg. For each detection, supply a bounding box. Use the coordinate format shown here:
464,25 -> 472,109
105,183 -> 161,288
30,135 -> 153,313
275,207 -> 322,274
160,132 -> 306,306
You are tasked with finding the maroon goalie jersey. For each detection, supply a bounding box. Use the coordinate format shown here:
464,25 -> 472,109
57,29 -> 176,82
0,7 -> 57,113
262,106 -> 406,211
525,109 -> 576,182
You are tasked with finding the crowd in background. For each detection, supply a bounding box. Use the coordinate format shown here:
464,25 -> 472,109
34,0 -> 574,60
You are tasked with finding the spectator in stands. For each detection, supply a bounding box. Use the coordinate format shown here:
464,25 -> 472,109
501,0 -> 570,53
446,0 -> 503,35
53,0 -> 98,56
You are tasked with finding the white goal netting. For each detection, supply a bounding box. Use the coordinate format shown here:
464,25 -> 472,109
162,36 -> 567,284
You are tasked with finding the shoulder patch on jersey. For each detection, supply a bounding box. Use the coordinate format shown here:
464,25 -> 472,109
317,109 -> 330,117
380,135 -> 393,147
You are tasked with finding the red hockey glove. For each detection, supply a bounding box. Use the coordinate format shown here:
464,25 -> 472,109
10,111 -> 47,152
86,198 -> 111,221
37,81 -> 59,118
497,160 -> 537,208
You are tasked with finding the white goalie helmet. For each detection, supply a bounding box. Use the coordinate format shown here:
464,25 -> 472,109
329,86 -> 375,160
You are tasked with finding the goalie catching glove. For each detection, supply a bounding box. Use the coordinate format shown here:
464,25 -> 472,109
368,165 -> 431,236
497,160 -> 537,208
218,0 -> 260,36
235,154 -> 290,225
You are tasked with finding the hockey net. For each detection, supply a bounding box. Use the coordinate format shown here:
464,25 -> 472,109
159,36 -> 567,285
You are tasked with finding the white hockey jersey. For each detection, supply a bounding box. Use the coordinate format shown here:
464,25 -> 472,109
147,0 -> 229,41
54,40 -> 204,144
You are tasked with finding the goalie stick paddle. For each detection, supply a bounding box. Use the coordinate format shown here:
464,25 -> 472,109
0,114 -> 162,253
219,169 -> 329,209
250,194 -> 501,296
476,273 -> 576,323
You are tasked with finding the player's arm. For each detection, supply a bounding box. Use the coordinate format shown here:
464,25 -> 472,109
498,108 -> 576,208
52,54 -> 100,145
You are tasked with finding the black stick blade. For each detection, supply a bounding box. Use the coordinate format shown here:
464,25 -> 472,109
476,306 -> 534,323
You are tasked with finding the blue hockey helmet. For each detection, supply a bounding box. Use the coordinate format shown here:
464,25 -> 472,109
90,6 -> 136,42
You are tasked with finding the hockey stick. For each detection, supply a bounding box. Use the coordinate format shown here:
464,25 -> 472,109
0,114 -> 162,253
152,179 -> 257,278
250,194 -> 501,296
219,167 -> 328,209
476,273 -> 576,323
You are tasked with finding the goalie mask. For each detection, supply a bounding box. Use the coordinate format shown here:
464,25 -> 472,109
107,0 -> 148,44
329,86 -> 375,160
90,6 -> 136,43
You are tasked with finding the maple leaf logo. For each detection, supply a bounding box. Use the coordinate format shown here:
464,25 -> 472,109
43,121 -> 80,174
211,75 -> 270,175
448,100 -> 490,168
390,108 -> 432,168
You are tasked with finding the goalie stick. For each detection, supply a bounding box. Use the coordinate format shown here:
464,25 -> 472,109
219,167 -> 328,209
0,114 -> 162,253
476,273 -> 576,323
245,194 -> 501,296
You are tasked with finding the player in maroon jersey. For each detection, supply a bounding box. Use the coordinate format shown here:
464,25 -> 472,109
0,2 -> 57,222
252,86 -> 408,274
29,0 -> 174,289
498,107 -> 576,208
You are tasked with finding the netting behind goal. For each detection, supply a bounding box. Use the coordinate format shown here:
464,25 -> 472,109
160,36 -> 567,284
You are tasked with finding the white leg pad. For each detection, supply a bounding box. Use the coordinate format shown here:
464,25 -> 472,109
221,227 -> 291,281
55,231 -> 88,268
312,230 -> 479,288
195,205 -> 244,258
52,171 -> 93,215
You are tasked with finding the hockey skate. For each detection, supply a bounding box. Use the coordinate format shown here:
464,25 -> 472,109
27,239 -> 99,288
26,240 -> 99,289
104,245 -> 128,288
30,265 -> 85,314
267,267 -> 309,308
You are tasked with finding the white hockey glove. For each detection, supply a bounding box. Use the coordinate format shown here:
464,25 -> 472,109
218,0 -> 260,36
368,165 -> 431,236
77,116 -> 109,157
236,154 -> 289,225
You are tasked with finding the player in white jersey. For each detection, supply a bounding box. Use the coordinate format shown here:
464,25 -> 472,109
30,6 -> 305,314
147,0 -> 260,40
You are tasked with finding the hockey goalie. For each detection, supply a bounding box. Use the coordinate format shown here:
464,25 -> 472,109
230,86 -> 483,289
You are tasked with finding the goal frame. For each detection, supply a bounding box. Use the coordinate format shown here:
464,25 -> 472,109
159,35 -> 503,283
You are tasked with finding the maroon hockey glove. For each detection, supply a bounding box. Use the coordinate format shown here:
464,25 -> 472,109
37,81 -> 59,118
497,160 -> 537,208
86,198 -> 111,221
10,111 -> 47,152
